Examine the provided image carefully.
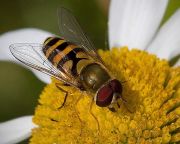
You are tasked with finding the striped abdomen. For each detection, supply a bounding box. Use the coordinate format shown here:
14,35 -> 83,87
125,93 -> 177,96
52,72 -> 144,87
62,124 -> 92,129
42,37 -> 90,77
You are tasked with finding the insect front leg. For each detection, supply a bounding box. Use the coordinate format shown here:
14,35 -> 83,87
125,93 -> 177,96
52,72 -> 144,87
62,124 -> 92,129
108,106 -> 116,112
55,83 -> 69,109
108,99 -> 121,112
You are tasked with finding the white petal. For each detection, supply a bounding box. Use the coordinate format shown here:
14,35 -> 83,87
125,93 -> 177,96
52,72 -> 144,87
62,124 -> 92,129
0,116 -> 36,144
108,0 -> 168,50
32,70 -> 51,84
0,28 -> 53,83
0,28 -> 52,61
147,9 -> 180,62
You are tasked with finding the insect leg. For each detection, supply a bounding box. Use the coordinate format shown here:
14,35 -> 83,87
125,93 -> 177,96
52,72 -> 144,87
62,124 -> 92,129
108,106 -> 116,112
119,95 -> 133,113
117,102 -> 120,108
74,93 -> 84,135
89,98 -> 100,132
117,95 -> 127,109
121,95 -> 127,103
56,83 -> 69,109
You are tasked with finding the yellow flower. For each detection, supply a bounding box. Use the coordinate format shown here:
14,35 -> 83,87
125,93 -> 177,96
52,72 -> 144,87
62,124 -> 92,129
31,48 -> 180,144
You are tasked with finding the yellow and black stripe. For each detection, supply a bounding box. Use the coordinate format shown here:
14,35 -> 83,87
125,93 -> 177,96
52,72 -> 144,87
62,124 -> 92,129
43,37 -> 88,77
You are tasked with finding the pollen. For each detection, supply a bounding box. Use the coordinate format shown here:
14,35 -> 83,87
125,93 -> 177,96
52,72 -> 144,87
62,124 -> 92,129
30,48 -> 180,144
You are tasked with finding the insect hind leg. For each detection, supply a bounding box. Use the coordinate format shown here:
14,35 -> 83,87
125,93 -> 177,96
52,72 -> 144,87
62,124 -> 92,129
74,93 -> 84,135
89,98 -> 100,132
56,83 -> 69,109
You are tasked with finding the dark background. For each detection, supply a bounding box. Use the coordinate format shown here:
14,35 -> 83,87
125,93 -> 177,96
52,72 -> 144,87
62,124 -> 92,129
0,0 -> 179,143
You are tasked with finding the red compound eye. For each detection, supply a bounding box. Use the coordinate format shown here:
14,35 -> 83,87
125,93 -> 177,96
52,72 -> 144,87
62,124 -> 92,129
96,84 -> 113,107
95,79 -> 122,107
110,79 -> 122,93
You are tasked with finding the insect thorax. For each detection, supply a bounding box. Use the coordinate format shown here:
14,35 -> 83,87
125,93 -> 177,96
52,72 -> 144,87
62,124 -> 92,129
80,63 -> 111,92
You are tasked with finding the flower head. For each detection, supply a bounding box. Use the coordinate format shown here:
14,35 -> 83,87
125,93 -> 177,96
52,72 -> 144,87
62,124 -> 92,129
31,48 -> 180,143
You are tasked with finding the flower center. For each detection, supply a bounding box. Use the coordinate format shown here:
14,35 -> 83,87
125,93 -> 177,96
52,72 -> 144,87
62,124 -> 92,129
31,48 -> 180,144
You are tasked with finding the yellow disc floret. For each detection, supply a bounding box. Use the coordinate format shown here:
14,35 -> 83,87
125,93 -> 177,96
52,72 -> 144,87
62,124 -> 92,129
30,48 -> 180,144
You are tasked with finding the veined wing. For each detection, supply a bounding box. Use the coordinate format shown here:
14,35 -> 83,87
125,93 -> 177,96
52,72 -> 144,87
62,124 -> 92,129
9,43 -> 80,87
58,7 -> 104,65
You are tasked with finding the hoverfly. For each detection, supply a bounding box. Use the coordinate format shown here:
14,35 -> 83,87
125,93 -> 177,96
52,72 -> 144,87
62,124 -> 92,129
9,8 -> 123,112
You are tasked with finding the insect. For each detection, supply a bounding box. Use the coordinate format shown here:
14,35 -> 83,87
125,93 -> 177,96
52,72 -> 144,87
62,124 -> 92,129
9,8 -> 123,112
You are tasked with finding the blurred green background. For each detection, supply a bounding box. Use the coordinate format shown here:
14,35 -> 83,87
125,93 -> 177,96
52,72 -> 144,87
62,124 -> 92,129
0,0 -> 179,143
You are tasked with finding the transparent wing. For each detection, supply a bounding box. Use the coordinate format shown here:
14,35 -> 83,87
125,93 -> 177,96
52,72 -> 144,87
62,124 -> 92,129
58,7 -> 104,64
9,43 -> 79,87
